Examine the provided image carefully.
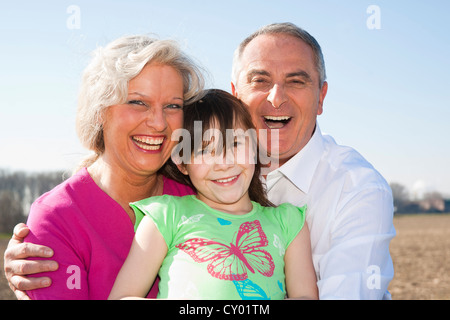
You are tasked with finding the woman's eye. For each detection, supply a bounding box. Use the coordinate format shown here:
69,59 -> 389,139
127,100 -> 146,106
165,104 -> 183,110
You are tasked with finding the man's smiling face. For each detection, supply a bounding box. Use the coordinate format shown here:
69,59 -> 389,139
232,34 -> 328,167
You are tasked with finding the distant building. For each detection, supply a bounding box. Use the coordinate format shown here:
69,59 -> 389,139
445,200 -> 450,212
395,198 -> 450,214
419,197 -> 445,212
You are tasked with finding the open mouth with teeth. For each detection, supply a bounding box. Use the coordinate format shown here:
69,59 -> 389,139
212,174 -> 239,185
263,116 -> 292,129
132,136 -> 165,151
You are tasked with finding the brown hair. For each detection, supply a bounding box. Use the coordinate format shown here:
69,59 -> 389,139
164,89 -> 274,207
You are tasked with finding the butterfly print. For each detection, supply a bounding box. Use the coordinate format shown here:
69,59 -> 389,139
232,278 -> 270,300
176,220 -> 275,281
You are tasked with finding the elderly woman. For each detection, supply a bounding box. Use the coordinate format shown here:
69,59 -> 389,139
3,35 -> 204,299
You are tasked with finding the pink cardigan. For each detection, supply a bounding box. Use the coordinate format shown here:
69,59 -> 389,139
25,168 -> 194,300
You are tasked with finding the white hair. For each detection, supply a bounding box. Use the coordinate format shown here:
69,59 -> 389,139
232,22 -> 327,88
75,35 -> 205,170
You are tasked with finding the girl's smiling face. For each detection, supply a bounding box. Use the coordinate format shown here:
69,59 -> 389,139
177,120 -> 256,215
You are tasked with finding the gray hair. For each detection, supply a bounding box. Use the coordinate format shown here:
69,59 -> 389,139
75,35 -> 205,170
231,22 -> 327,88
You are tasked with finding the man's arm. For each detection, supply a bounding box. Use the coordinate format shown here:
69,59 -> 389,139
317,186 -> 395,300
3,223 -> 58,300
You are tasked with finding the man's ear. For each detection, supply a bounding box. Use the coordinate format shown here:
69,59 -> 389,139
317,81 -> 328,116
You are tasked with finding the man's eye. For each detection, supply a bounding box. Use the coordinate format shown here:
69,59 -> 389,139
251,78 -> 271,89
289,79 -> 306,86
252,78 -> 268,83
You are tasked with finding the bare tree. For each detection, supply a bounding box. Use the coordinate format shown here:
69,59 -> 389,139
0,190 -> 24,233
0,170 -> 66,233
390,182 -> 410,213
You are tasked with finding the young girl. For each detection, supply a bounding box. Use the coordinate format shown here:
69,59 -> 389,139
108,89 -> 317,300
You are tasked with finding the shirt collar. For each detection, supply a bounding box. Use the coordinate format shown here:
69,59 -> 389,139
270,123 -> 325,194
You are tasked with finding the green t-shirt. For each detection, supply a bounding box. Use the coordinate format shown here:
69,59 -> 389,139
131,195 -> 305,300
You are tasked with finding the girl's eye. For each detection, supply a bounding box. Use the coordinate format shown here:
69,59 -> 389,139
202,148 -> 211,155
202,146 -> 215,156
234,135 -> 247,146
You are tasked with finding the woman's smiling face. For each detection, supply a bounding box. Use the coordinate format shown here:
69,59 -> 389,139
102,62 -> 184,176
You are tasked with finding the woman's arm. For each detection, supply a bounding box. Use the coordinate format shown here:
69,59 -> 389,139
108,216 -> 168,300
284,223 -> 318,300
3,223 -> 58,300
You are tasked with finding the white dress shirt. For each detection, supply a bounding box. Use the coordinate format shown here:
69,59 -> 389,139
265,124 -> 395,300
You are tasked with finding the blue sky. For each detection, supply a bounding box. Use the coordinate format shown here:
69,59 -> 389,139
1,0 -> 449,197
